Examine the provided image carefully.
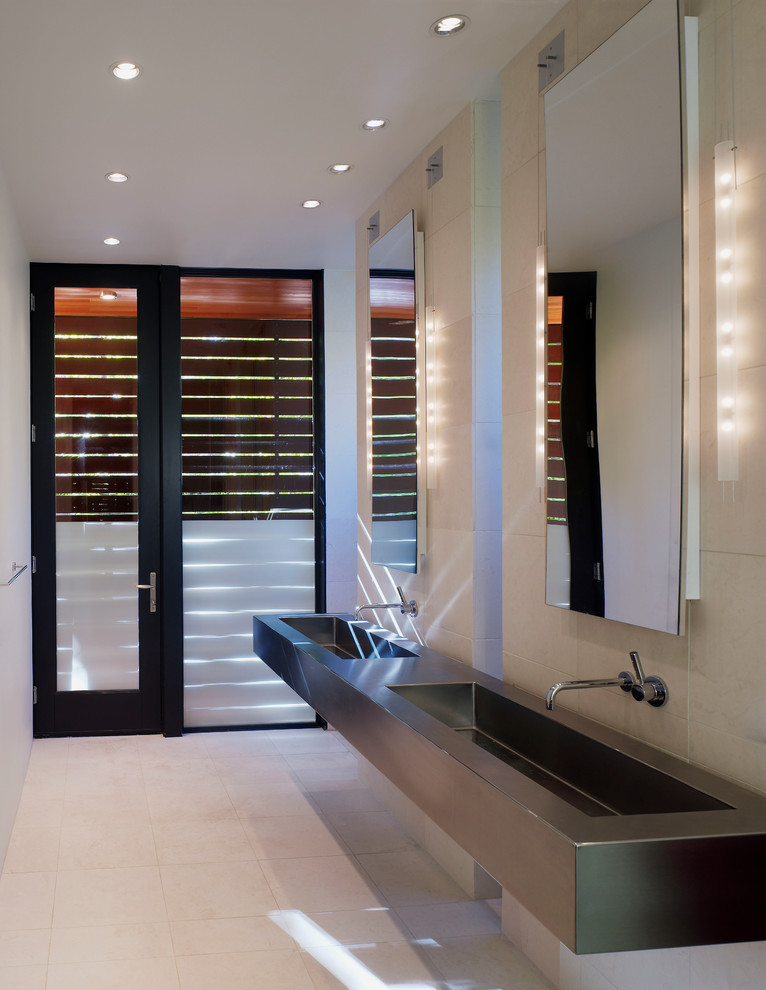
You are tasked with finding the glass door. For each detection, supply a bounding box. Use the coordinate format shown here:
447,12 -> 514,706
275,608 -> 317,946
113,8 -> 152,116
31,266 -> 162,734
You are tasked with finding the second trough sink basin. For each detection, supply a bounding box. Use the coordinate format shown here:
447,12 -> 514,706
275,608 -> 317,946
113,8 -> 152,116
280,614 -> 417,661
388,681 -> 731,818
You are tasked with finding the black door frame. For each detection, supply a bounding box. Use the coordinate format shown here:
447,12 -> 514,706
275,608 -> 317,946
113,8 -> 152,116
30,263 -> 163,735
31,263 -> 326,737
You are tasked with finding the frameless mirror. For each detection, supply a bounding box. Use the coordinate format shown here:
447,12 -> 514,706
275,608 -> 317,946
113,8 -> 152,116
369,211 -> 420,572
543,0 -> 684,634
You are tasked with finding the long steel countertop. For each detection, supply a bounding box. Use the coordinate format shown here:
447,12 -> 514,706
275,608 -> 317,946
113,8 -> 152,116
253,612 -> 766,953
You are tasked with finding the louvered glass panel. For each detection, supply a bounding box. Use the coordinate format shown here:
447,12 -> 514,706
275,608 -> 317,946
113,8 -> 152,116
369,273 -> 417,570
54,288 -> 139,691
180,276 -> 316,728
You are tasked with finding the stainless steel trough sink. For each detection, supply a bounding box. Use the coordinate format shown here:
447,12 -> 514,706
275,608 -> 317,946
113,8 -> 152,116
280,614 -> 417,660
253,612 -> 766,954
387,681 -> 730,818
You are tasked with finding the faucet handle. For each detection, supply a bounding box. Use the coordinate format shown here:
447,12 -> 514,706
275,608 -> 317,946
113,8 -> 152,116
629,650 -> 645,686
396,585 -> 418,617
628,651 -> 668,706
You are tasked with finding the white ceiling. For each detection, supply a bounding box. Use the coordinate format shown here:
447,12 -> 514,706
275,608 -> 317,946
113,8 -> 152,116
0,0 -> 564,270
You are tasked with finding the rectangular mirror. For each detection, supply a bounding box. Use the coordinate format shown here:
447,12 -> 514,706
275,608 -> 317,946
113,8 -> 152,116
369,211 -> 421,572
543,0 -> 684,634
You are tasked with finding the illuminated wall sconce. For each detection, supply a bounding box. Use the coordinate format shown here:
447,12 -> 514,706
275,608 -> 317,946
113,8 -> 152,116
714,140 -> 738,481
425,304 -> 438,488
366,340 -> 374,490
535,241 -> 547,488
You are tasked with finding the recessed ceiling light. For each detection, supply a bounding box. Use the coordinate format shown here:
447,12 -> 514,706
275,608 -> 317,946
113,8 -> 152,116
105,171 -> 129,183
302,200 -> 322,209
361,118 -> 388,131
103,237 -> 120,246
328,163 -> 353,174
110,61 -> 141,80
100,290 -> 118,301
430,14 -> 470,36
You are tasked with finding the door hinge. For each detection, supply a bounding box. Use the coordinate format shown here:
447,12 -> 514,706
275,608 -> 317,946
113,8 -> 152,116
33,686 -> 37,705
586,429 -> 595,448
594,562 -> 603,581
31,424 -> 36,443
586,301 -> 594,319
32,556 -> 37,574
30,292 -> 35,312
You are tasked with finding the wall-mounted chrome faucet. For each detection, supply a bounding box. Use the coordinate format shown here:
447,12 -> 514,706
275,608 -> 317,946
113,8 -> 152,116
354,586 -> 418,621
545,651 -> 668,710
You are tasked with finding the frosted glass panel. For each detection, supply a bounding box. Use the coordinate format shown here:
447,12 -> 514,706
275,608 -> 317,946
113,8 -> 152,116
56,522 -> 139,691
183,519 -> 315,727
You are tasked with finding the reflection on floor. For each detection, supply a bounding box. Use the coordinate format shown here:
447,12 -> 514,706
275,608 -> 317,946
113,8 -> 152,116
0,729 -> 553,989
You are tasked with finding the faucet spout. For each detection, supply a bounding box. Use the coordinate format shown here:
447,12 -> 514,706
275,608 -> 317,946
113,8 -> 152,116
545,675 -> 632,711
354,591 -> 418,621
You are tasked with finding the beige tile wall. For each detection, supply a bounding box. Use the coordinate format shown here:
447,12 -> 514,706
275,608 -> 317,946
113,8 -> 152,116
500,0 -> 766,984
354,0 -> 766,983
501,0 -> 766,794
355,106 -> 478,662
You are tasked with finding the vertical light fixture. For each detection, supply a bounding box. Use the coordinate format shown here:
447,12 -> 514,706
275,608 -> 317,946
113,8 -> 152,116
535,240 -> 547,487
685,15 -> 701,599
425,305 -> 438,488
714,139 -> 738,481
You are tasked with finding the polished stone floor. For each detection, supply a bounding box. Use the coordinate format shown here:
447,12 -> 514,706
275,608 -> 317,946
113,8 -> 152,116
0,728 -> 553,989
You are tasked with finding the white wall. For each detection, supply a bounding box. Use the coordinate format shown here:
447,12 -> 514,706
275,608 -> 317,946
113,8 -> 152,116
323,270 -> 358,613
0,164 -> 33,867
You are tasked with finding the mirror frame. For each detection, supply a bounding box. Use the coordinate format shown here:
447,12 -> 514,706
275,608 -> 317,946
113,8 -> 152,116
367,210 -> 426,573
541,0 -> 692,635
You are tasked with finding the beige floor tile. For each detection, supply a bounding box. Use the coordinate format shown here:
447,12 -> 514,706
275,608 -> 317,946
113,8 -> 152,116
2,826 -> 60,873
396,898 -> 503,938
153,819 -> 254,865
53,867 -> 167,928
59,822 -> 157,870
175,948 -> 316,990
140,759 -> 220,788
242,814 -> 348,860
65,764 -> 145,799
284,752 -> 359,775
68,736 -> 141,761
422,933 -> 555,989
260,855 -> 385,913
300,939 -> 445,990
160,860 -> 277,921
309,787 -> 384,819
0,873 -> 56,931
356,849 -> 467,907
328,811 -> 418,854
270,730 -> 348,756
199,732 -> 280,759
170,916 -> 295,956
0,930 -> 50,966
0,965 -> 47,989
49,923 -> 173,964
61,789 -> 151,828
21,764 -> 67,799
11,795 -> 64,831
139,735 -> 211,764
224,780 -> 318,819
46,957 -> 180,990
300,907 -> 412,946
211,755 -> 295,786
145,781 -> 236,823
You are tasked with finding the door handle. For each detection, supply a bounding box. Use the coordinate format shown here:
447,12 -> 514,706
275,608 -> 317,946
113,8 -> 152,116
136,571 -> 157,613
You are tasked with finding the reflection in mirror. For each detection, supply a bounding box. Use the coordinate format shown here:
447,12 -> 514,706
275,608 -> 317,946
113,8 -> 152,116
544,0 -> 684,634
369,211 -> 418,572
